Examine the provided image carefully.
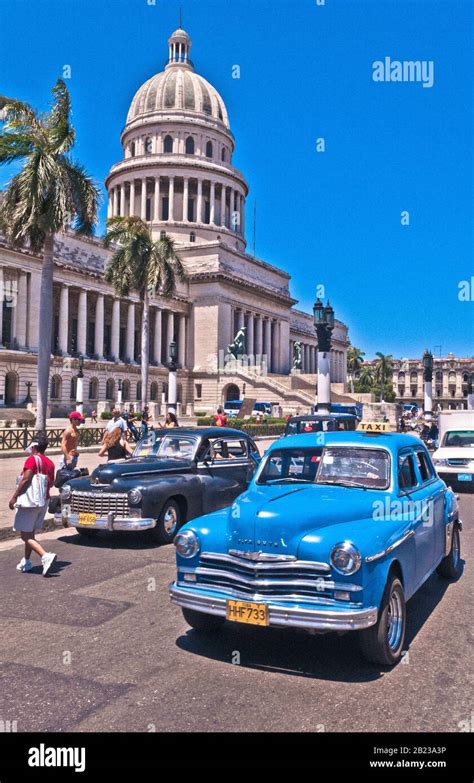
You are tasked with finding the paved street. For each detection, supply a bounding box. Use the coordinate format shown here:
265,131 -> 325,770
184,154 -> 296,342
0,489 -> 471,733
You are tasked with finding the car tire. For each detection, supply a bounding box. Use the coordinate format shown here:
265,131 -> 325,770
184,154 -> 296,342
358,575 -> 406,666
437,524 -> 461,579
151,499 -> 181,545
76,527 -> 98,539
182,608 -> 225,633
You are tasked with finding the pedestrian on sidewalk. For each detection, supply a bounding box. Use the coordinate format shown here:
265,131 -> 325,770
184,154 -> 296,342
215,407 -> 228,427
90,409 -> 98,424
98,427 -> 133,461
9,434 -> 57,576
60,411 -> 83,469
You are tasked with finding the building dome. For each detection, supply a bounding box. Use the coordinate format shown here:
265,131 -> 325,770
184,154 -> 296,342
126,68 -> 230,128
125,27 -> 230,129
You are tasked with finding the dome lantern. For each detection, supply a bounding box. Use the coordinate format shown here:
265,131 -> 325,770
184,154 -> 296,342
167,27 -> 193,70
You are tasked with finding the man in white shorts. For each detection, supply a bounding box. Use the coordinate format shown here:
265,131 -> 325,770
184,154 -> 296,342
9,434 -> 57,576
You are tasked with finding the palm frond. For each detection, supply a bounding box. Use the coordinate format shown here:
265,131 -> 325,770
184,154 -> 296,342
46,79 -> 75,154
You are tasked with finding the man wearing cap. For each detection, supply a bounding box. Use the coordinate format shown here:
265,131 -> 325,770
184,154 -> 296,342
9,434 -> 57,576
60,411 -> 83,469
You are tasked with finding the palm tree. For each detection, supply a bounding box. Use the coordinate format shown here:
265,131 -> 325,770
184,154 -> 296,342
0,80 -> 99,429
347,345 -> 365,393
104,217 -> 185,412
355,365 -> 374,393
374,352 -> 394,402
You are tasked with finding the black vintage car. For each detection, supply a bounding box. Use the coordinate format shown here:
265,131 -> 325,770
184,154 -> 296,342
59,427 -> 261,544
283,413 -> 357,437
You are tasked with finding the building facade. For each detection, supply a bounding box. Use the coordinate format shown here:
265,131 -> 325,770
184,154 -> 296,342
0,26 -> 349,416
357,355 -> 474,411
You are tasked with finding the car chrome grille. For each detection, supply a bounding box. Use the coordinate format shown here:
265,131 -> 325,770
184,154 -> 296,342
70,491 -> 130,517
446,459 -> 470,467
194,552 -> 357,600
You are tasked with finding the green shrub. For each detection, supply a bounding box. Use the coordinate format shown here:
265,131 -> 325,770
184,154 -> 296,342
100,411 -> 113,420
194,410 -> 208,417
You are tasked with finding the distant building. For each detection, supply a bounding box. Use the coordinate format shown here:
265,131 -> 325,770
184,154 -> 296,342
359,354 -> 474,410
0,26 -> 349,415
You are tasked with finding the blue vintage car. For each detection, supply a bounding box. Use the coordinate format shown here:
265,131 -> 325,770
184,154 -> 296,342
169,431 -> 462,665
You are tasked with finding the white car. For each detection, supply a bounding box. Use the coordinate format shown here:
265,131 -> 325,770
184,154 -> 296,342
432,413 -> 474,490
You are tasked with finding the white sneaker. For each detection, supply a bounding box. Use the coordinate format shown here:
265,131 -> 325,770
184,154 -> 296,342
16,558 -> 32,572
41,552 -> 57,576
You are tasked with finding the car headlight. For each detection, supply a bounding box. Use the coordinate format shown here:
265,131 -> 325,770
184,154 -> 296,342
128,488 -> 143,505
433,459 -> 448,466
174,530 -> 200,559
330,542 -> 362,575
61,484 -> 72,501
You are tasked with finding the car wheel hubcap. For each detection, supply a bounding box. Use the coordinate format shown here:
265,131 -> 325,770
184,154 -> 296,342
387,589 -> 404,652
163,506 -> 178,535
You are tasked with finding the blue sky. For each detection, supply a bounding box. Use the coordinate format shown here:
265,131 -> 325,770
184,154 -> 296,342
0,0 -> 472,359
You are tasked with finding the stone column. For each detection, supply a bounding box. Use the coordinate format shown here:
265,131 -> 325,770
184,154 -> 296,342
112,187 -> 118,217
111,299 -> 120,360
166,311 -> 174,356
247,312 -> 254,361
178,314 -> 186,367
141,179 -> 147,220
272,320 -> 280,374
197,178 -> 202,223
220,185 -> 226,227
210,180 -> 216,225
120,183 -> 126,217
129,180 -> 135,217
168,176 -> 174,221
264,318 -> 272,372
237,309 -> 245,331
77,290 -> 87,355
153,308 -> 162,365
255,316 -> 263,362
58,284 -> 69,354
154,177 -> 160,221
94,294 -> 104,359
126,302 -> 135,361
107,192 -> 113,219
183,177 -> 189,222
15,272 -> 28,348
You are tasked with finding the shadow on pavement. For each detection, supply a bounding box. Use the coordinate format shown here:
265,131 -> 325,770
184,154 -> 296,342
57,530 -> 163,551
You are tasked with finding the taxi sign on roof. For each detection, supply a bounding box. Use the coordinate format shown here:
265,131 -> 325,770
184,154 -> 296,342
357,421 -> 392,433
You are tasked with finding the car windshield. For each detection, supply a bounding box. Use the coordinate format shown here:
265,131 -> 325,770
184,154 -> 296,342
133,435 -> 198,459
257,448 -> 323,484
132,436 -> 164,457
443,430 -> 474,448
316,446 -> 391,489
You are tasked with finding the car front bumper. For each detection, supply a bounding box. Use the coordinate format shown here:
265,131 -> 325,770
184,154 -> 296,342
169,582 -> 378,632
63,511 -> 156,532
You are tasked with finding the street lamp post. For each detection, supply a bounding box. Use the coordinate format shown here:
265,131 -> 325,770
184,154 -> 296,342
167,340 -> 178,414
467,373 -> 474,410
117,379 -> 123,409
76,355 -> 84,416
313,298 -> 334,415
422,350 -> 434,422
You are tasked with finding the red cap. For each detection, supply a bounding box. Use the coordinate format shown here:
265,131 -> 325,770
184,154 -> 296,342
69,411 -> 83,421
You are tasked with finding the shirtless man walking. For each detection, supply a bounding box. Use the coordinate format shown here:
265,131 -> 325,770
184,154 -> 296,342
60,411 -> 83,469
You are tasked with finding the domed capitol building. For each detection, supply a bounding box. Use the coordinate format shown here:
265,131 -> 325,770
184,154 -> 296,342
0,26 -> 349,415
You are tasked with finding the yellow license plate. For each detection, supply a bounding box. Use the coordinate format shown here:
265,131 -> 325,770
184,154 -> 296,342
78,512 -> 96,527
226,600 -> 269,626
